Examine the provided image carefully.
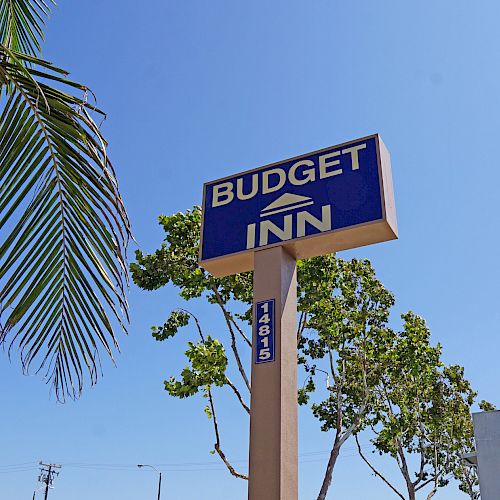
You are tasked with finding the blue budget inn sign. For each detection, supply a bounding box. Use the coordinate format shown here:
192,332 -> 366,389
200,134 -> 397,277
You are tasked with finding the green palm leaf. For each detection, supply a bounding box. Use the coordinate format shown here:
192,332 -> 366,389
0,0 -> 54,55
0,45 -> 131,400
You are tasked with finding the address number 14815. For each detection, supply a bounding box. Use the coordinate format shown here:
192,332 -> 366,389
255,299 -> 275,364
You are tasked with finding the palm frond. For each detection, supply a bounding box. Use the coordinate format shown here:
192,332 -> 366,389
0,45 -> 131,401
0,0 -> 54,56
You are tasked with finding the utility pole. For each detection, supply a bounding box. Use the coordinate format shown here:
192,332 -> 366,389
37,462 -> 61,500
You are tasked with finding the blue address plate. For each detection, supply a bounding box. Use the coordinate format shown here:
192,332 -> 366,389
254,299 -> 275,364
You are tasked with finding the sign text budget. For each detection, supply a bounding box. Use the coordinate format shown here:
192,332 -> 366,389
200,134 -> 397,277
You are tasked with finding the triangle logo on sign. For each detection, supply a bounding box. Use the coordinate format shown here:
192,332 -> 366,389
260,193 -> 314,217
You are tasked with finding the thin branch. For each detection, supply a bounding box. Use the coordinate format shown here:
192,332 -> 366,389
176,308 -> 249,415
415,441 -> 443,493
377,381 -> 414,494
414,433 -> 426,487
328,349 -> 341,390
415,476 -> 437,492
297,311 -> 308,346
382,381 -> 397,418
179,309 -> 249,413
229,315 -> 251,347
207,386 -> 248,480
212,287 -> 250,392
329,349 -> 345,441
226,377 -> 250,414
415,445 -> 440,492
178,309 -> 205,342
356,436 -> 405,500
426,486 -> 438,500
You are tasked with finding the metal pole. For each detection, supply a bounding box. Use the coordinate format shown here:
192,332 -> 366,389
138,464 -> 162,500
248,246 -> 298,500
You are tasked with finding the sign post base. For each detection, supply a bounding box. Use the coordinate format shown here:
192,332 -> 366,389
248,246 -> 298,500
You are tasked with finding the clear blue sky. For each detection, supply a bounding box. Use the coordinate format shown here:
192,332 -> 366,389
2,1 -> 499,498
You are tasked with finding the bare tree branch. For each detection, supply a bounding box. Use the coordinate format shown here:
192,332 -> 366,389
356,436 -> 405,500
226,377 -> 250,414
179,308 -> 249,413
207,386 -> 248,480
226,313 -> 251,347
426,487 -> 438,500
179,308 -> 205,341
297,311 -> 308,345
414,434 -> 426,487
415,443 -> 444,493
415,475 -> 439,492
212,287 -> 251,392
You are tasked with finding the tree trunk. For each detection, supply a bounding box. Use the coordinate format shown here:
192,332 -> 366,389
406,482 -> 416,500
396,444 -> 415,500
317,441 -> 341,500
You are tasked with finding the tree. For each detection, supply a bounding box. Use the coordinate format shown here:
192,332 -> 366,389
0,1 -> 131,400
131,207 -> 398,495
132,207 -> 490,499
297,256 -> 396,499
356,313 -> 487,500
132,207 -> 253,479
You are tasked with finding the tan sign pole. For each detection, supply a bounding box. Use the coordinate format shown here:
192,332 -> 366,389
249,246 -> 298,500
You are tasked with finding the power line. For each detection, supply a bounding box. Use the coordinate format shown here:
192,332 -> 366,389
0,444 -> 374,476
0,467 -> 38,474
0,462 -> 37,468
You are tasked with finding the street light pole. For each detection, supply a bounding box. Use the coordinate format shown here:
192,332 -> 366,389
138,464 -> 162,500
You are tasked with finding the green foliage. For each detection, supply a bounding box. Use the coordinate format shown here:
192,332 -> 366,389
300,258 -> 395,433
370,314 -> 450,455
298,377 -> 315,406
132,207 -> 253,310
204,404 -> 213,420
353,312 -> 484,498
0,2 -> 131,400
0,0 -> 54,56
479,400 -> 496,412
164,337 -> 228,398
133,206 -> 493,497
152,310 -> 190,341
